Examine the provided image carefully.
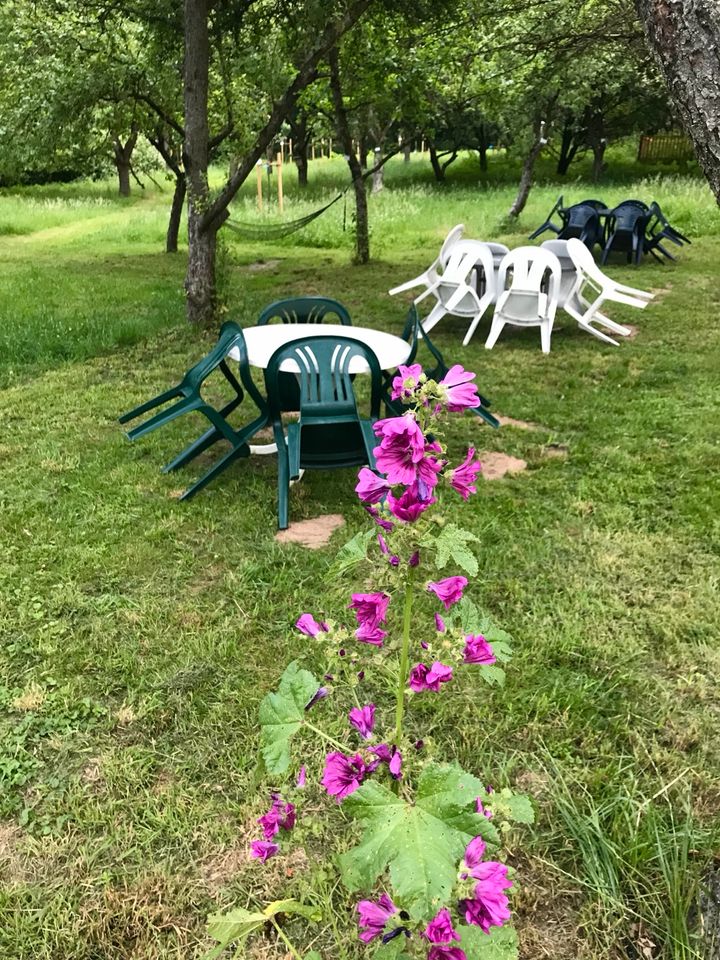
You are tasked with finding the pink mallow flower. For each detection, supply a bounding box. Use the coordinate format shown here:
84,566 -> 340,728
463,634 -> 496,665
409,661 -> 453,692
391,363 -> 424,401
428,576 -> 468,610
257,796 -> 296,839
439,365 -> 480,411
295,613 -> 329,637
425,907 -> 461,944
462,861 -> 513,933
322,751 -> 367,800
464,835 -> 487,871
357,893 -> 397,943
249,840 -> 279,862
435,612 -> 446,633
356,623 -> 388,646
349,704 -> 376,740
373,413 -> 427,485
349,592 -> 390,629
355,467 -> 391,505
371,743 -> 403,779
296,766 -> 307,788
448,447 -> 482,500
428,948 -> 467,960
387,483 -> 436,522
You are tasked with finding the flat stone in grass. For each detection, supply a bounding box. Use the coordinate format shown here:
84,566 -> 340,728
541,442 -> 569,459
624,324 -> 639,340
244,258 -> 282,272
495,414 -> 546,431
275,514 -> 345,548
478,452 -> 528,480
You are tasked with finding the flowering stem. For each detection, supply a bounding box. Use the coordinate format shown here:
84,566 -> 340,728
303,720 -> 347,753
394,574 -> 414,747
269,916 -> 303,960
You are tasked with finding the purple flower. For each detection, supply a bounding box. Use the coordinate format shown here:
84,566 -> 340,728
409,661 -> 453,692
389,750 -> 402,779
356,467 -> 391,505
390,363 -> 424,401
378,534 -> 400,567
322,752 -> 367,800
476,797 -> 493,819
449,446 -> 482,499
257,797 -> 296,839
305,686 -> 328,710
463,634 -> 496,665
365,505 -> 395,532
249,840 -> 279,862
409,550 -> 420,567
439,365 -> 480,411
296,766 -> 307,788
425,907 -> 461,944
371,743 -> 403,779
435,612 -> 446,633
464,836 -> 487,870
349,592 -> 390,629
461,862 -> 513,933
428,576 -> 468,610
428,948 -> 467,960
357,893 -> 397,943
295,613 -> 328,637
356,623 -> 388,647
387,483 -> 436,522
349,704 -> 376,740
372,413 -> 427,485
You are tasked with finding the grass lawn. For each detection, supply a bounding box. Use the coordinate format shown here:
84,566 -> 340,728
0,150 -> 719,960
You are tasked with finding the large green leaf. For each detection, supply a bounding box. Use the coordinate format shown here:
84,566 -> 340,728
259,661 -> 321,774
204,899 -> 321,959
339,762 -> 499,920
422,523 -> 479,575
459,923 -> 519,960
492,788 -> 535,825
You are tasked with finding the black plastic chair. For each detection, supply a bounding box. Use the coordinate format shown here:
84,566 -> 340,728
601,201 -> 651,266
119,322 -> 270,500
644,202 -> 691,262
560,202 -> 605,249
528,195 -> 566,240
265,336 -> 381,529
382,305 -> 498,428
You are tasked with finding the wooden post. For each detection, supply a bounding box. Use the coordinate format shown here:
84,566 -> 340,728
289,137 -> 293,159
311,141 -> 316,161
421,138 -> 426,153
329,137 -> 333,156
276,151 -> 284,213
256,161 -> 263,210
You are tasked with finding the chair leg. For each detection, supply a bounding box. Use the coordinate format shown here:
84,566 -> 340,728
162,395 -> 244,473
540,321 -> 552,355
118,386 -> 183,425
421,301 -> 447,334
276,431 -> 291,530
359,420 -> 379,470
125,396 -> 199,440
484,316 -> 506,350
178,442 -> 249,501
287,423 -> 301,480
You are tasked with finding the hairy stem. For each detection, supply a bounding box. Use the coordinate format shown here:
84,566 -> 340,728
304,720 -> 347,752
269,916 -> 303,960
394,576 -> 414,746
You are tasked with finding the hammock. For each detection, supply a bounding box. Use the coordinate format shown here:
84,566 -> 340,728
223,193 -> 344,240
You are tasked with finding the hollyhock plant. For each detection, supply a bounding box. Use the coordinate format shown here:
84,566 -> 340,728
224,364 -> 534,960
463,634 -> 497,665
357,893 -> 397,942
428,576 -> 468,609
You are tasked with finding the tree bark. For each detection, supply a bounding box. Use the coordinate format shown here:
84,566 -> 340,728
507,128 -> 546,219
183,0 -> 215,324
557,119 -> 580,175
591,140 -> 607,182
358,132 -> 368,169
478,123 -> 488,172
112,127 -> 138,197
428,140 -> 445,181
329,47 -> 369,263
289,108 -> 310,188
636,0 -> 720,202
167,173 -> 187,252
403,142 -> 411,163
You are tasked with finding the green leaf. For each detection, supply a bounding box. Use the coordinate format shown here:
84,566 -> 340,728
204,899 -> 321,960
457,596 -> 480,632
330,529 -> 374,576
477,664 -> 505,687
492,788 -> 535,825
259,661 -> 320,774
339,762 -> 499,919
372,935 -> 412,960
424,523 -> 479,575
459,923 -> 519,960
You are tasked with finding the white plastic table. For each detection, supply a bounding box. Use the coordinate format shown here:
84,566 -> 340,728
227,323 -> 410,457
227,323 -> 411,372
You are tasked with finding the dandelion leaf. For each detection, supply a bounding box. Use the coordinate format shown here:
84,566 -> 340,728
339,762 -> 499,920
259,661 -> 319,774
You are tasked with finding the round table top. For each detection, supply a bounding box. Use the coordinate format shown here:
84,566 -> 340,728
228,323 -> 412,373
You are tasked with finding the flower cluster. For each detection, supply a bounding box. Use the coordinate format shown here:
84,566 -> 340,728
249,793 -> 296,862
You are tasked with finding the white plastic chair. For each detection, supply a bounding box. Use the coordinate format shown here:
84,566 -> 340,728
416,242 -> 497,346
486,247 -> 562,354
563,238 -> 653,344
388,224 -> 464,298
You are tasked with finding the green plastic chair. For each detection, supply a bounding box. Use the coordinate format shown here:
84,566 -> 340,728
382,305 -> 499,428
118,321 -> 269,500
265,336 -> 381,529
257,297 -> 353,413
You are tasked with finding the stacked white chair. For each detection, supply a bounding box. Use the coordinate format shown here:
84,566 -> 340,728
485,247 -> 562,354
388,224 -> 465,298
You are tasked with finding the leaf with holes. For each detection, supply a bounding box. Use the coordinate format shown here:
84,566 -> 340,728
339,762 -> 499,920
259,661 -> 320,774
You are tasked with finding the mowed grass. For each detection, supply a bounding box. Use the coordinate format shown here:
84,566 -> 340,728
0,151 -> 719,960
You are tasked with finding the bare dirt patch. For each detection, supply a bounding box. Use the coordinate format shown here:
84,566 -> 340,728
275,514 -> 345,548
245,259 -> 282,272
11,683 -> 46,711
0,823 -> 25,881
650,283 -> 673,302
478,452 -> 528,480
541,443 -> 569,459
496,414 -> 546,432
624,324 -> 639,340
199,841 -> 248,893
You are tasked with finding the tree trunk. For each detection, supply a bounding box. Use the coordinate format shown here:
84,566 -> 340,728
557,119 -> 579,175
428,140 -> 445,181
478,123 -> 488,172
112,128 -> 138,197
289,110 -> 310,187
403,142 -> 411,163
166,173 -> 187,253
358,132 -> 368,169
636,0 -> 720,202
591,140 -> 607,182
507,130 -> 546,219
183,0 -> 216,324
329,47 -> 369,264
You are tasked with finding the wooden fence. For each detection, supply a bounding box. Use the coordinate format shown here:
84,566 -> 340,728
637,134 -> 695,162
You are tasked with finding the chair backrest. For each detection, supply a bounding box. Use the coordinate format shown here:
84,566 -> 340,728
578,198 -> 607,211
610,202 -> 649,231
496,247 -> 562,321
438,224 -> 465,264
565,203 -> 600,228
183,321 -> 247,389
265,336 -> 382,423
257,296 -> 352,326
